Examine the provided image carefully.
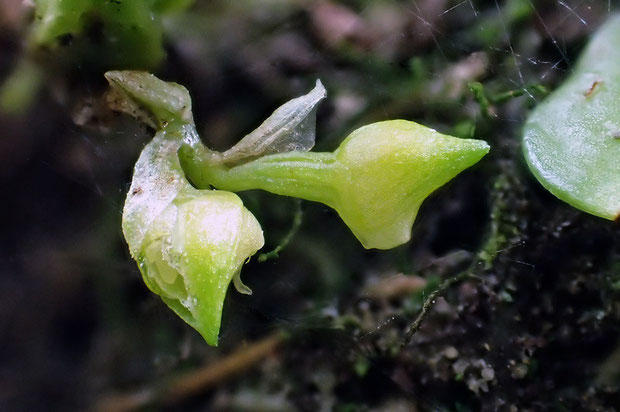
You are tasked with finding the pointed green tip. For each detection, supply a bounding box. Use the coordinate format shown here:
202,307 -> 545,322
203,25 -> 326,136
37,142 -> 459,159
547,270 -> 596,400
449,138 -> 490,168
464,138 -> 490,154
160,295 -> 223,346
192,300 -> 225,347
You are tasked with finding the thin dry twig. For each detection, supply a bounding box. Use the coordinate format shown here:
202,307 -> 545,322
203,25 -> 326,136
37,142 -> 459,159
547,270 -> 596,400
363,273 -> 427,300
95,332 -> 285,412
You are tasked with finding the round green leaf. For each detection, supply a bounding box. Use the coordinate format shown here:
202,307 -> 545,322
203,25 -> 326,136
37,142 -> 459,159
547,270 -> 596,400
522,15 -> 620,220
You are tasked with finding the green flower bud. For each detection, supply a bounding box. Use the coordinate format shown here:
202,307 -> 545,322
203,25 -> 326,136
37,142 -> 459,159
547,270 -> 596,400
332,120 -> 490,248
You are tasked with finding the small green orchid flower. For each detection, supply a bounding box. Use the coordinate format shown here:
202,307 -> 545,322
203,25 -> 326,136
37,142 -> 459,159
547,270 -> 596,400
182,120 -> 489,250
108,70 -> 489,344
107,71 -> 263,345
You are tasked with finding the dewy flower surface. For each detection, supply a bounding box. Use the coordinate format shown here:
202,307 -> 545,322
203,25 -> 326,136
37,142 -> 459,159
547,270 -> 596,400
107,71 -> 264,345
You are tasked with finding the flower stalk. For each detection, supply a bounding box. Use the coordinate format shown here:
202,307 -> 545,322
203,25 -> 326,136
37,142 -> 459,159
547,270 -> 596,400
181,120 -> 489,249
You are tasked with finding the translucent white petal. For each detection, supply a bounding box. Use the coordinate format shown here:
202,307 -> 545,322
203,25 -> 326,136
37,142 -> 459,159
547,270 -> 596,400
222,80 -> 326,164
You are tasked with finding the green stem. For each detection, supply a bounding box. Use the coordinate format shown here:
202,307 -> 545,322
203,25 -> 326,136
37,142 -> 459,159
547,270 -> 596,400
180,145 -> 342,209
258,199 -> 303,262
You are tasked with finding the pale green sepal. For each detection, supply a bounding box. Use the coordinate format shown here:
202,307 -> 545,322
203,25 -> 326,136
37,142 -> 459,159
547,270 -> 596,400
122,132 -> 188,258
105,71 -> 194,128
